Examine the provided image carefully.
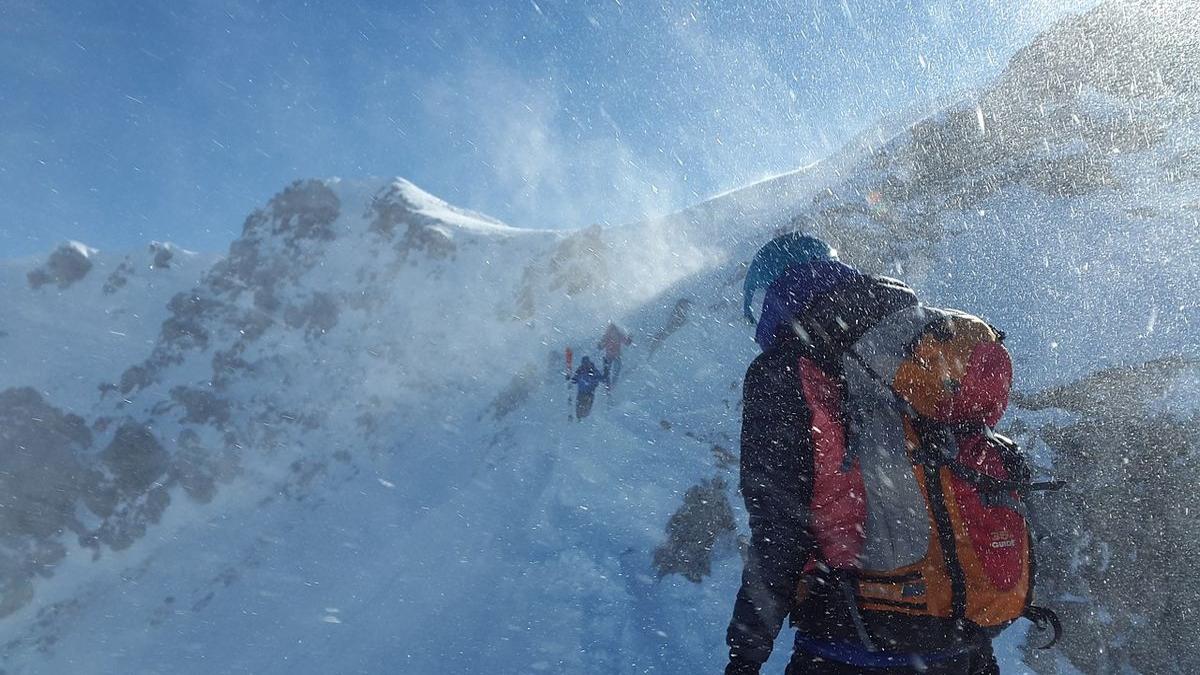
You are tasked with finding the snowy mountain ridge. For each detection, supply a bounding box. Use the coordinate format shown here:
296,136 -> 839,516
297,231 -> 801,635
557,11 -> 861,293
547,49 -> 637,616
1,2 -> 1198,673
0,241 -> 215,409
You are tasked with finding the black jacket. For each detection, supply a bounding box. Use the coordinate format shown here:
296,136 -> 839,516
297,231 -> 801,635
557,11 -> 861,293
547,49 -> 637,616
725,275 -> 925,673
725,338 -> 816,672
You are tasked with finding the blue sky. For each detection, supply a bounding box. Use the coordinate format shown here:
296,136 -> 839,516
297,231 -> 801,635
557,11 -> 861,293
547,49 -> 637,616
0,0 -> 1093,256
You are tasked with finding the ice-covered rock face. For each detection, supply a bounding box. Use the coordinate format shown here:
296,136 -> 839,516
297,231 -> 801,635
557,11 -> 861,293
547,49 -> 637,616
0,176 -> 573,625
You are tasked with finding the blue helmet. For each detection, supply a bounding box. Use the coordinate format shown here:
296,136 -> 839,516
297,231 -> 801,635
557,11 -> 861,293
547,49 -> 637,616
742,233 -> 837,324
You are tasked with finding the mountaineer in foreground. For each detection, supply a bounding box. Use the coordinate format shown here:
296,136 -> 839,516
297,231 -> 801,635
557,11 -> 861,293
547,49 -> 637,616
726,233 -> 1059,674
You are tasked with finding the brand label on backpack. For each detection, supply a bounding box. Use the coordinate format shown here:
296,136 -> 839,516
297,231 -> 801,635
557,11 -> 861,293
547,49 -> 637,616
990,531 -> 1016,549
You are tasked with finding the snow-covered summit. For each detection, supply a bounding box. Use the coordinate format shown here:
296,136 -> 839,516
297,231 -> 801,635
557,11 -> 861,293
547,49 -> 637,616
357,177 -> 532,234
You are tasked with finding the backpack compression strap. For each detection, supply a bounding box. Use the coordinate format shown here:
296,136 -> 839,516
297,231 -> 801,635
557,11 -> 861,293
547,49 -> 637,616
1024,605 -> 1063,649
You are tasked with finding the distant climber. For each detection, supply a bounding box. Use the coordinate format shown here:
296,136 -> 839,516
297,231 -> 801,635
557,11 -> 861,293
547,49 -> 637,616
598,322 -> 632,388
570,356 -> 606,420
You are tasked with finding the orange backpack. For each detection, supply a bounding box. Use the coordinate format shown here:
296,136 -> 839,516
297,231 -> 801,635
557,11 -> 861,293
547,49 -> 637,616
796,305 -> 1061,648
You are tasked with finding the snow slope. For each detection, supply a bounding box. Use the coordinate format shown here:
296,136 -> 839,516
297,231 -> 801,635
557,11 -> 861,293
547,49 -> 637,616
0,241 -> 215,409
0,2 -> 1197,674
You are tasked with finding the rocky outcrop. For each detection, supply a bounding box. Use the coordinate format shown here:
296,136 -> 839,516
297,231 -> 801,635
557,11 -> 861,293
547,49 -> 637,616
1019,356 -> 1200,674
0,388 -> 91,617
369,182 -> 457,260
1014,355 -> 1196,415
653,477 -> 737,583
261,179 -> 340,247
283,292 -> 340,339
103,243 -> 179,294
112,181 -> 343,398
485,363 -> 542,420
646,298 -> 692,356
547,225 -> 608,296
27,242 -> 95,290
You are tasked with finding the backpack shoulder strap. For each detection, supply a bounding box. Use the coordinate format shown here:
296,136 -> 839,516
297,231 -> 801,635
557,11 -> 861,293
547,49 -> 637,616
799,275 -> 918,367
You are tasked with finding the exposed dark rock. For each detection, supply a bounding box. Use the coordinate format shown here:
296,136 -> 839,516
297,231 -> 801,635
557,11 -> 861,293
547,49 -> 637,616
283,292 -> 340,338
211,180 -> 340,300
253,286 -> 281,312
122,185 -> 337,399
1027,411 -> 1200,675
995,1 -> 1199,105
102,259 -> 134,295
118,364 -> 152,395
0,388 -> 90,540
101,245 -> 174,294
793,2 -> 1198,280
0,388 -> 91,618
280,459 -> 328,500
1163,150 -> 1200,184
647,298 -> 693,356
1021,355 -> 1200,674
510,265 -> 539,321
368,184 -> 411,238
172,429 -> 239,504
369,183 -> 458,260
1023,154 -> 1116,197
170,386 -> 231,426
711,444 -> 737,470
1014,355 -> 1197,416
214,236 -> 263,291
161,292 -> 221,352
652,477 -> 736,583
0,575 -> 34,619
229,310 -> 272,344
149,243 -> 174,269
81,468 -> 118,519
101,423 -> 169,495
485,363 -> 540,420
92,486 -> 172,551
211,349 -> 252,389
267,180 -> 340,246
27,243 -> 93,290
403,222 -> 455,260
